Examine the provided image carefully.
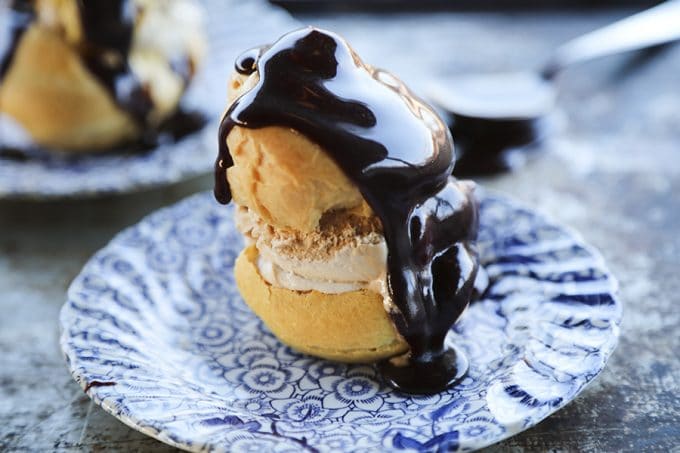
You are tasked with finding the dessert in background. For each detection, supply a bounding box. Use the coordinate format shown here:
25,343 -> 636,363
216,28 -> 480,393
0,0 -> 205,153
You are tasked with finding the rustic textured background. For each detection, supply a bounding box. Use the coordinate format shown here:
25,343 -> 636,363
1,6 -> 679,452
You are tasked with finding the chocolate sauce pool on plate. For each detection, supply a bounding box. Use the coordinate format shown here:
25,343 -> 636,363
215,28 -> 480,394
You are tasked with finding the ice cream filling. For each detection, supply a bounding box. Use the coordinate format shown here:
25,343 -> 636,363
255,253 -> 393,317
236,205 -> 387,281
236,205 -> 393,307
256,254 -> 374,294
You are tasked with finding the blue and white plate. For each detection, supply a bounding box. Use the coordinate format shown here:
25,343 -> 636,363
60,191 -> 621,451
0,1 -> 295,200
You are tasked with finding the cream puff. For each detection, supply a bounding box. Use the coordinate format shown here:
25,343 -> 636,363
216,28 -> 480,393
0,0 -> 205,152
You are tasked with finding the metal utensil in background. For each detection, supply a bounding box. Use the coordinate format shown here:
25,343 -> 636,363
427,0 -> 680,176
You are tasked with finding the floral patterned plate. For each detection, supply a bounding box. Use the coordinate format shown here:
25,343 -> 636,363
0,0 -> 294,200
59,191 -> 621,452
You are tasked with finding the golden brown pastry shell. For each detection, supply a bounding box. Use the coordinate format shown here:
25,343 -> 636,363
226,125 -> 373,233
234,245 -> 408,363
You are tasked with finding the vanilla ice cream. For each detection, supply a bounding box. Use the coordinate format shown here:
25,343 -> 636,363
235,205 -> 391,302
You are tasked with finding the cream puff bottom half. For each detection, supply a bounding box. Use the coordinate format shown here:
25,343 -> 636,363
234,246 -> 408,363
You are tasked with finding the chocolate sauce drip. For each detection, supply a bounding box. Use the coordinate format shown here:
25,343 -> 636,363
215,28 -> 480,393
83,380 -> 117,392
77,0 -> 153,125
234,47 -> 263,75
79,0 -> 135,51
0,0 -> 34,81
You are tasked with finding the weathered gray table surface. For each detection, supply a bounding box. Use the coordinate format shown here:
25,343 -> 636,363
2,8 -> 679,452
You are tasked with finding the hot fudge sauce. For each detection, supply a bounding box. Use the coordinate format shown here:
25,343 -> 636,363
215,28 -> 479,394
77,0 -> 154,126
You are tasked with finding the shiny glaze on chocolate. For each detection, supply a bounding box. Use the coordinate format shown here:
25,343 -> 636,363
0,0 -> 33,81
215,28 -> 480,393
234,47 -> 263,75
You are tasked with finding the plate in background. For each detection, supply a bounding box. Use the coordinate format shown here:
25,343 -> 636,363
60,191 -> 621,451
